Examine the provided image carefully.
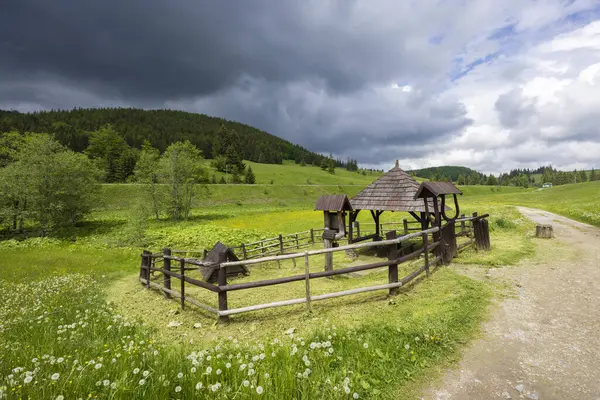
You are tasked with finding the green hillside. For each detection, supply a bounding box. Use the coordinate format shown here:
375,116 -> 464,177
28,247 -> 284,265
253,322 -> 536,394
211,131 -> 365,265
0,108 -> 326,165
409,165 -> 483,182
204,159 -> 383,185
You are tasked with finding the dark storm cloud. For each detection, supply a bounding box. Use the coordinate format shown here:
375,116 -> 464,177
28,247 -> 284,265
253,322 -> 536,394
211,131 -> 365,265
1,0 -> 445,99
0,0 -> 471,164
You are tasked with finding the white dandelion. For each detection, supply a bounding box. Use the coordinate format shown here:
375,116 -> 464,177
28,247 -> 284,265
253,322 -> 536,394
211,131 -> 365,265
51,373 -> 60,381
256,386 -> 264,395
139,379 -> 146,385
175,386 -> 182,393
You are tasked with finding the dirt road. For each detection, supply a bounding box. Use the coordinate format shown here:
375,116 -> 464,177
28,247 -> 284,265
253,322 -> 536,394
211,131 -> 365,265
423,207 -> 600,400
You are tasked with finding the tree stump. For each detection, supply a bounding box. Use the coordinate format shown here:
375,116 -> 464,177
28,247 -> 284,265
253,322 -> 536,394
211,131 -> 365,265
535,224 -> 553,238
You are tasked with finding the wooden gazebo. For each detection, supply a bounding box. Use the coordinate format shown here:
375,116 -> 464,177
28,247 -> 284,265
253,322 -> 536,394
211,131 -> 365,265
348,160 -> 436,243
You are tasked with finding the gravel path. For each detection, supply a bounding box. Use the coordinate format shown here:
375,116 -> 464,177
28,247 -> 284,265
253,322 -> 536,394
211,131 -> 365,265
422,207 -> 600,400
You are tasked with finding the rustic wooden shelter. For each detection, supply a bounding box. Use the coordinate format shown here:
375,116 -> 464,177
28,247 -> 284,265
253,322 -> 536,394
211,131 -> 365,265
349,161 -> 437,243
414,181 -> 463,225
200,242 -> 248,283
314,195 -> 353,270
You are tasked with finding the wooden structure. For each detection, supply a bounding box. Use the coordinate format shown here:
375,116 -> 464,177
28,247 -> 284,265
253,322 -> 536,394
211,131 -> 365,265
314,195 -> 353,271
349,160 -> 439,243
199,242 -> 248,283
139,214 -> 490,322
536,224 -> 553,238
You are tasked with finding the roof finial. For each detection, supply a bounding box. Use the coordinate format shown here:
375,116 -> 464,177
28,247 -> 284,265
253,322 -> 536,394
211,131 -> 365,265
395,159 -> 399,168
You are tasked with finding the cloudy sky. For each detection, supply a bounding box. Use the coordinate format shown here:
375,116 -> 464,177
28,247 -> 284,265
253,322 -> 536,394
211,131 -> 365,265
2,0 -> 600,173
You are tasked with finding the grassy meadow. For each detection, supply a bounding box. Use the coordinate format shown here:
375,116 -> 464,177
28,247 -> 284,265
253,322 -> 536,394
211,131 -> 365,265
1,164 -> 598,399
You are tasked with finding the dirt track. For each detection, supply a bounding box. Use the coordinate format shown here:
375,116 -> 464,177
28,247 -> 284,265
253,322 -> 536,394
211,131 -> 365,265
423,207 -> 600,400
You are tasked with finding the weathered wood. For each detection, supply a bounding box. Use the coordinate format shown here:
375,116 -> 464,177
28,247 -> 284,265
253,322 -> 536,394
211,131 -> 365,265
304,252 -> 311,312
473,217 -> 491,251
179,259 -> 185,310
296,233 -> 300,249
218,266 -> 229,323
422,232 -> 430,277
163,248 -> 172,298
241,243 -> 247,260
221,226 -> 440,268
139,278 -> 219,315
310,228 -> 315,244
279,234 -> 284,254
535,224 -> 553,239
460,214 -> 466,235
403,219 -> 409,234
142,250 -> 151,288
386,231 -> 399,295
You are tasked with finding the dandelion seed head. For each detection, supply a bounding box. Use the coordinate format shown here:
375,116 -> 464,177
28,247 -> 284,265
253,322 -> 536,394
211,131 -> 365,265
256,386 -> 264,395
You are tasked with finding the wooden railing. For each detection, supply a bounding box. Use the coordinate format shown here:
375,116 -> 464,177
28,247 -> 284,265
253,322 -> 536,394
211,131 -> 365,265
230,219 -> 423,260
139,213 -> 489,322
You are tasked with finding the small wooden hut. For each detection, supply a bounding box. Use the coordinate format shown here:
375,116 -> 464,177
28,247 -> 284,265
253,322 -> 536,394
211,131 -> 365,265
314,195 -> 353,271
349,160 -> 438,243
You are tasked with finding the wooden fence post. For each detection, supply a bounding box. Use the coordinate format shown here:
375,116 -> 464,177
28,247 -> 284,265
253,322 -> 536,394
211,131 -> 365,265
179,258 -> 185,310
403,219 -> 409,235
218,266 -> 229,323
142,250 -> 151,288
163,248 -> 172,298
460,214 -> 466,235
304,252 -> 311,312
241,243 -> 247,260
310,228 -> 315,244
422,232 -> 430,277
473,217 -> 491,251
386,231 -> 399,295
295,233 -> 300,249
278,234 -> 284,254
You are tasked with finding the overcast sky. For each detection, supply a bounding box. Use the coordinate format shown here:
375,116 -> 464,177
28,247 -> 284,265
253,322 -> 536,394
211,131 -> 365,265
2,0 -> 600,173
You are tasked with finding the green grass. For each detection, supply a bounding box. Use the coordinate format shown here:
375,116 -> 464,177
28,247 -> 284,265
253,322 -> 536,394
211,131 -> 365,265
461,181 -> 600,228
203,159 -> 383,186
4,176 -> 598,399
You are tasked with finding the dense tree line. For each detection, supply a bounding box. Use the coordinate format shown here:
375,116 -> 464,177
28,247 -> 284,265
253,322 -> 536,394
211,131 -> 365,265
0,108 -> 329,166
0,131 -> 217,234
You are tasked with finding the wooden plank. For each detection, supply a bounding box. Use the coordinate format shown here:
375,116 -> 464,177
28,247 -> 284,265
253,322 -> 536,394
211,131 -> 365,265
304,252 -> 311,312
218,266 -> 229,323
422,232 -> 430,277
163,248 -> 172,299
386,231 -> 399,296
180,259 -> 185,310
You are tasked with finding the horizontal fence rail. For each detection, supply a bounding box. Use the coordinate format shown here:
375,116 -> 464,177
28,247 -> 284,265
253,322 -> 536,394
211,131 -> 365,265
139,213 -> 489,321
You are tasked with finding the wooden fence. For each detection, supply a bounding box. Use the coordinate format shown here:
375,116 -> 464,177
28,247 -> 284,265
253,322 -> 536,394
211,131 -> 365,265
230,219 -> 423,260
139,213 -> 489,322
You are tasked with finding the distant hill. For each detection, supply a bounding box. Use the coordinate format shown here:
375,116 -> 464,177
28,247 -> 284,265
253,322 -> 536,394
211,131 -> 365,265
0,108 -> 327,166
408,166 -> 484,182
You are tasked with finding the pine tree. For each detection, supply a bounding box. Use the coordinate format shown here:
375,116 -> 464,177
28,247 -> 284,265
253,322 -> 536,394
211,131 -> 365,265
590,168 -> 597,181
244,166 -> 256,184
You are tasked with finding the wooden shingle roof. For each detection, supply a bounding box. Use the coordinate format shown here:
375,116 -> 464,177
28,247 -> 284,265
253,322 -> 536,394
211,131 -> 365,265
314,195 -> 353,211
350,163 -> 431,212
